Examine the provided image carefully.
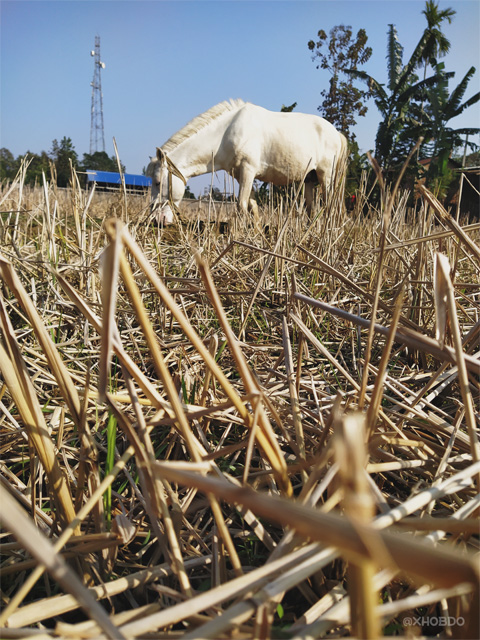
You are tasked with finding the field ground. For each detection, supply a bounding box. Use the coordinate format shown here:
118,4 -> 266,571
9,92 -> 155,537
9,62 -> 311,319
0,171 -> 479,639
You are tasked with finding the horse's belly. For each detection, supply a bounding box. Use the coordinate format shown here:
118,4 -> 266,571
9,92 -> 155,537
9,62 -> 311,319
256,157 -> 311,185
256,139 -> 321,185
256,168 -> 293,185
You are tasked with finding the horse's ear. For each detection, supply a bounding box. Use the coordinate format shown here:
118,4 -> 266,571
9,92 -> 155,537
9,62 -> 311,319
156,147 -> 166,162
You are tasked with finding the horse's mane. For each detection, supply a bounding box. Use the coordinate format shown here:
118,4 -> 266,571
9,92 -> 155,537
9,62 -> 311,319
161,99 -> 246,152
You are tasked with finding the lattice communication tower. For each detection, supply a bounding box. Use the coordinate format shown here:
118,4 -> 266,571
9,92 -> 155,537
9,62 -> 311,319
90,36 -> 106,154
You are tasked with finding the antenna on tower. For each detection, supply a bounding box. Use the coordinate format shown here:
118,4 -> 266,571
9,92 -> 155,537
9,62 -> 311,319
90,35 -> 106,154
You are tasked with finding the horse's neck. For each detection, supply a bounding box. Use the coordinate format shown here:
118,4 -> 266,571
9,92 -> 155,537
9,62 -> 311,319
168,111 -> 236,179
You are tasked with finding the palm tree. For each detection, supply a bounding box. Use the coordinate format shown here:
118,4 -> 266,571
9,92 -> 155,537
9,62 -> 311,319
419,1 -> 456,72
346,24 -> 453,170
416,1 -> 456,139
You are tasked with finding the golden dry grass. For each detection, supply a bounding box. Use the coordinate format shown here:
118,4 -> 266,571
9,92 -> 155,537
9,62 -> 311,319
0,163 -> 479,639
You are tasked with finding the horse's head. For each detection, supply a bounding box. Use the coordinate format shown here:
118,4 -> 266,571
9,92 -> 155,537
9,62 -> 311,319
146,148 -> 186,225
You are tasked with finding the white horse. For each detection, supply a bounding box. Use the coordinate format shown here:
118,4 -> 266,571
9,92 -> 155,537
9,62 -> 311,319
146,99 -> 347,224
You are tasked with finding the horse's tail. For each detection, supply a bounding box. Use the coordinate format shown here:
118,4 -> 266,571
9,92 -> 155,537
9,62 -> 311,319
334,132 -> 349,194
339,132 -> 349,170
329,132 -> 348,211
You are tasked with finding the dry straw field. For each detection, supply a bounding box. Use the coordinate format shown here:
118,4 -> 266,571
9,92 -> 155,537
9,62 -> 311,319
0,158 -> 479,639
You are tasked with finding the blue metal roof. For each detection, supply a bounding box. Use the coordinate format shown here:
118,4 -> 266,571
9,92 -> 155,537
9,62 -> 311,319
86,170 -> 152,187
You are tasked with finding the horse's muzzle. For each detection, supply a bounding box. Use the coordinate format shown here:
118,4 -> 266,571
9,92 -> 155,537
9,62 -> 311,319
150,199 -> 174,225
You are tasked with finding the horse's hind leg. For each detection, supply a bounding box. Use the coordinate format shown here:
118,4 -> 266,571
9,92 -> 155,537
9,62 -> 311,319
315,169 -> 329,206
305,181 -> 314,216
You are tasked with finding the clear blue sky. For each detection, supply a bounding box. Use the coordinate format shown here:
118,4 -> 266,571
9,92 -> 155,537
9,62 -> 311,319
1,0 -> 479,196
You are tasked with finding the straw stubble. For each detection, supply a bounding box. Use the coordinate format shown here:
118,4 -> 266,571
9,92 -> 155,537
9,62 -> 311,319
0,164 -> 479,639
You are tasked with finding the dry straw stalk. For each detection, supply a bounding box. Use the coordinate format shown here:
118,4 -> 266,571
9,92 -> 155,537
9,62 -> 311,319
1,160 -> 479,639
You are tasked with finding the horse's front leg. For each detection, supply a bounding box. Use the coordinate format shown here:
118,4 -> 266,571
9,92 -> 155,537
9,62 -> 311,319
238,168 -> 259,225
248,194 -> 259,220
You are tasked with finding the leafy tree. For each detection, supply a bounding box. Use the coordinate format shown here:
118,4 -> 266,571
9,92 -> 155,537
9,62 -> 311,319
0,148 -> 18,181
80,150 -> 122,172
23,151 -> 51,185
281,102 -> 297,113
184,185 -> 196,199
0,148 -> 52,185
50,137 -> 78,187
461,150 -> 479,168
410,64 -> 480,190
346,23 -> 454,171
308,25 -> 372,140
